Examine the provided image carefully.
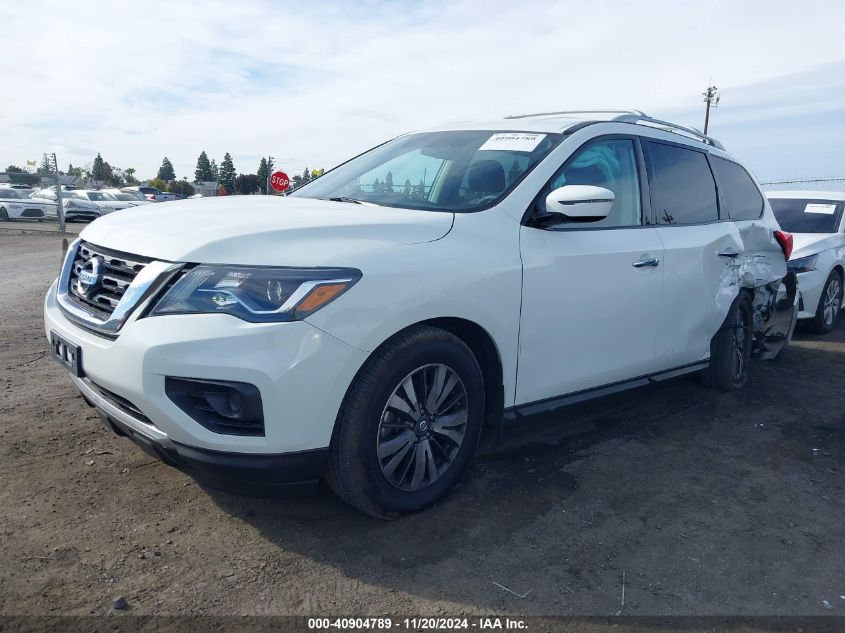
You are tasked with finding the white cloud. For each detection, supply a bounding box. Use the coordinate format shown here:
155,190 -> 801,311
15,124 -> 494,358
3,0 -> 844,179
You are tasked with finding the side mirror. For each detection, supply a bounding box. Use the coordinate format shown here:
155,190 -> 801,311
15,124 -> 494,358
545,185 -> 615,221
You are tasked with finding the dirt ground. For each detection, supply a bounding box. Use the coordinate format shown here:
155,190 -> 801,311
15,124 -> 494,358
0,230 -> 843,617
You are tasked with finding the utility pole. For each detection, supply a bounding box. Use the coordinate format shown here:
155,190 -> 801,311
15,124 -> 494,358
52,152 -> 65,233
702,85 -> 720,135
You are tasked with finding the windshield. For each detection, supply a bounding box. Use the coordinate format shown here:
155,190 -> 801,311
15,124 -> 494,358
85,191 -> 116,201
114,193 -> 137,201
770,198 -> 843,233
291,130 -> 562,212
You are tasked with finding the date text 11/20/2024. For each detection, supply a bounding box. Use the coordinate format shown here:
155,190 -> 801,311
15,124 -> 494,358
308,617 -> 528,630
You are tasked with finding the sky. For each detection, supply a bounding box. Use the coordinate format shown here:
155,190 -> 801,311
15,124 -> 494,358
3,0 -> 844,182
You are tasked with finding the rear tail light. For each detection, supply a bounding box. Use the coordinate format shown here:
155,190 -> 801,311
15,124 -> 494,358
774,230 -> 793,261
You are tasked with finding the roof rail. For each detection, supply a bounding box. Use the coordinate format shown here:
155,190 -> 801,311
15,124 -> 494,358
612,114 -> 725,150
505,109 -> 646,119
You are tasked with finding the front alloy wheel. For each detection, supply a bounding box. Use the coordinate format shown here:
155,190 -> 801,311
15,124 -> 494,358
377,364 -> 468,492
325,325 -> 484,517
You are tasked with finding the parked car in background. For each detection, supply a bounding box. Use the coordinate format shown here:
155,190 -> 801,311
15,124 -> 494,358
768,191 -> 845,333
30,187 -> 100,222
44,111 -> 797,517
103,189 -> 152,205
67,190 -> 134,215
0,188 -> 56,221
121,186 -> 177,202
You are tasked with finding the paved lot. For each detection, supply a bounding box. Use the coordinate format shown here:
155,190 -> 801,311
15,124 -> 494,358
0,231 -> 843,616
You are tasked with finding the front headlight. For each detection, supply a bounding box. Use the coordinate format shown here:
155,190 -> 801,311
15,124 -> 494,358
787,254 -> 818,273
150,265 -> 362,323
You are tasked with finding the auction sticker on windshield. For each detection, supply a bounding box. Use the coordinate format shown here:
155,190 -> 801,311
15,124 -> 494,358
805,203 -> 837,214
479,132 -> 546,152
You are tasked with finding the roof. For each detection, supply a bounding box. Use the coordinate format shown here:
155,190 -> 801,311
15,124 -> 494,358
425,110 -> 724,150
766,190 -> 845,202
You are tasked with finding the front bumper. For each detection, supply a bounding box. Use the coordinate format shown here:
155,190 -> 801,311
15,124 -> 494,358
75,374 -> 328,494
44,279 -> 368,472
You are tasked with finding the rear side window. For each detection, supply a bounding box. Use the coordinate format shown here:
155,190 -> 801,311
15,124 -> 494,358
647,142 -> 718,225
712,156 -> 763,220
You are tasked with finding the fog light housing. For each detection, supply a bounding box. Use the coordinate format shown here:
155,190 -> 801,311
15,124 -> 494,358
165,377 -> 264,436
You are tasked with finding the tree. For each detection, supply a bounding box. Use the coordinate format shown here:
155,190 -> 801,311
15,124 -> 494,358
385,171 -> 394,193
123,167 -> 138,185
234,174 -> 261,195
91,153 -> 108,182
169,179 -> 195,197
210,159 -> 219,181
194,151 -> 214,183
302,167 -> 311,183
148,177 -> 169,191
256,157 -> 274,194
38,154 -> 55,175
67,163 -> 83,177
5,165 -> 40,186
218,153 -> 236,194
157,157 -> 176,181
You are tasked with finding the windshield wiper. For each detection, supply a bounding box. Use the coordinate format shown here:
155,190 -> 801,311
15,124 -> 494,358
324,196 -> 362,204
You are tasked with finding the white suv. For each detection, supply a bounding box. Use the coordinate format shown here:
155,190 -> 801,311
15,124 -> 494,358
44,110 -> 797,517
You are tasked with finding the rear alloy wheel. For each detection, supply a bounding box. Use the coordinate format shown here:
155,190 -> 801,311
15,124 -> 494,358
0,207 -> 9,221
807,271 -> 843,334
325,325 -> 484,517
701,294 -> 753,391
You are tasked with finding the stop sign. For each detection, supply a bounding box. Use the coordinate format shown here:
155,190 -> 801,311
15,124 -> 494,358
269,171 -> 290,192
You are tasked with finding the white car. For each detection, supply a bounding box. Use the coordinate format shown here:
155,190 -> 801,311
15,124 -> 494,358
69,190 -> 134,214
768,191 -> 845,333
0,188 -> 56,221
103,189 -> 154,206
30,188 -> 100,222
43,111 -> 797,516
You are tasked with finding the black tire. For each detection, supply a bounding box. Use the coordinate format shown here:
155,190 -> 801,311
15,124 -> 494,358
325,325 -> 485,518
806,270 -> 842,334
0,207 -> 9,221
701,293 -> 753,391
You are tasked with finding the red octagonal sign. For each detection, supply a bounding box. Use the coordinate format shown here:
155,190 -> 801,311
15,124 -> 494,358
270,171 -> 290,192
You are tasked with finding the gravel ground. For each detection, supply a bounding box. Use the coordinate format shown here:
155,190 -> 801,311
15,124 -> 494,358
0,231 -> 843,617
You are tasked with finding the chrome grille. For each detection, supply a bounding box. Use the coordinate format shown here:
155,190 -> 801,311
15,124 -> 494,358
67,242 -> 151,319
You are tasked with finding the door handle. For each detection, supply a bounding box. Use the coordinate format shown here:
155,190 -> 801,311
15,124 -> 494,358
632,257 -> 660,268
718,250 -> 740,258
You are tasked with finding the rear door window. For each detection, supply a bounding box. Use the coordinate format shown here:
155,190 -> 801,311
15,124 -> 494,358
647,141 -> 718,225
712,156 -> 763,220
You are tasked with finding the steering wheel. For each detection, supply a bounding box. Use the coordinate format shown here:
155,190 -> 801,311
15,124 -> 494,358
469,194 -> 500,206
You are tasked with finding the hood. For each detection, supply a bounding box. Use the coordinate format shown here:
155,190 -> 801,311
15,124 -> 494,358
80,195 -> 454,266
790,232 -> 840,260
63,197 -> 99,210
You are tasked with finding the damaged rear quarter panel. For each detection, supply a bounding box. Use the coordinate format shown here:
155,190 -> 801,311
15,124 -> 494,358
655,217 -> 795,367
733,220 -> 797,359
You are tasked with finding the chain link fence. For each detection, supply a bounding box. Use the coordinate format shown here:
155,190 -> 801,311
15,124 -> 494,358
759,177 -> 845,193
